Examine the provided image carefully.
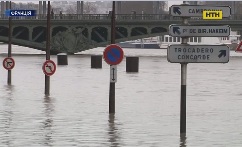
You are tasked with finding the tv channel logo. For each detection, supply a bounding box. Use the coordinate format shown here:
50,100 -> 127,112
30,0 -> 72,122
203,10 -> 222,20
5,10 -> 36,17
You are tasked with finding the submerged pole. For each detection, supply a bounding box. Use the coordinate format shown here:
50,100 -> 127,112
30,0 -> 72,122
45,1 -> 51,95
180,2 -> 189,135
109,1 -> 116,114
7,1 -> 12,85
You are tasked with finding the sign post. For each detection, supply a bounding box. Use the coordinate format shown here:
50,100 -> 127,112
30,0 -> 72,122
43,1 -> 55,95
180,11 -> 189,135
7,1 -> 12,85
4,3 -> 37,85
103,44 -> 124,114
169,3 -> 231,135
104,1 -> 123,114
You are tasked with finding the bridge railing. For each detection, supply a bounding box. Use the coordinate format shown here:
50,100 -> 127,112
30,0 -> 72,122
0,14 -> 242,20
0,14 -> 187,20
0,14 -> 112,20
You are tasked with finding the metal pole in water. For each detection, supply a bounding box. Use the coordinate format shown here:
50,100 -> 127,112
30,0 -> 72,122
180,62 -> 187,134
180,4 -> 189,135
7,1 -> 12,85
109,1 -> 116,114
45,1 -> 51,95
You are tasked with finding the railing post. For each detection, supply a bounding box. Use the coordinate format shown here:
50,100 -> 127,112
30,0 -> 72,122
1,1 -> 5,18
77,1 -> 80,17
142,11 -> 144,20
39,1 -> 43,16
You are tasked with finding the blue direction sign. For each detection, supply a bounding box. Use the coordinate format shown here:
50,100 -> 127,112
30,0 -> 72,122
103,44 -> 124,65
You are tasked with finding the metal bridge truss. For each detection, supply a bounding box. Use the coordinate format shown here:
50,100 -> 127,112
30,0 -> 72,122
0,21 -> 168,53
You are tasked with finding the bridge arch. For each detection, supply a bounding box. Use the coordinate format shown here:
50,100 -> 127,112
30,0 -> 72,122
0,26 -> 8,37
131,27 -> 147,36
75,26 -> 88,38
52,26 -> 68,37
0,16 -> 184,53
151,27 -> 167,34
116,27 -> 128,39
91,27 -> 108,43
13,26 -> 29,40
33,26 -> 46,43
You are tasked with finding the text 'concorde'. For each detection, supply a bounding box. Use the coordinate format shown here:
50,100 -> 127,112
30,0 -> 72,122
167,45 -> 230,63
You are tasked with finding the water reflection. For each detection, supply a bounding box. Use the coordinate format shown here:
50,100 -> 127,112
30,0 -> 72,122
180,134 -> 187,147
42,95 -> 54,146
2,85 -> 15,146
108,114 -> 121,147
4,85 -> 15,97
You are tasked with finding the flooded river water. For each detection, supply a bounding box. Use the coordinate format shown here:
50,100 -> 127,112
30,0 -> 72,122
0,45 -> 242,146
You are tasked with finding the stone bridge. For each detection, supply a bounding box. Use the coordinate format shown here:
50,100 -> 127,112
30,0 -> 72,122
0,14 -> 242,53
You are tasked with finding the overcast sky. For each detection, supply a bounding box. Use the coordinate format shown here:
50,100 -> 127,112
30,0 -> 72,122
168,1 -> 183,7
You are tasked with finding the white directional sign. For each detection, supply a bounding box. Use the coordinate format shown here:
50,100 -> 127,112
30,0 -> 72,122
110,65 -> 117,83
169,25 -> 230,37
170,5 -> 231,17
167,45 -> 230,63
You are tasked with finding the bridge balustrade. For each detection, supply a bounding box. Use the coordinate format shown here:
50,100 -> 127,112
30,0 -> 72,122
0,13 -> 240,20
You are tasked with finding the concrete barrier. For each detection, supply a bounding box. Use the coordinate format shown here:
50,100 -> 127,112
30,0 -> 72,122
91,55 -> 102,68
57,53 -> 68,65
126,57 -> 139,72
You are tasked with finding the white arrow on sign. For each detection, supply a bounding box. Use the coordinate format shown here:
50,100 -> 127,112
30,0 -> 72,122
167,44 -> 230,63
170,5 -> 231,17
169,25 -> 230,37
110,65 -> 117,83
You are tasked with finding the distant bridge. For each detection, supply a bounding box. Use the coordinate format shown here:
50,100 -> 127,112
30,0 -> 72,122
0,14 -> 241,53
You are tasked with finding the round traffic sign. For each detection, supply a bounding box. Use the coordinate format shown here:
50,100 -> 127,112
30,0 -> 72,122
3,57 -> 15,70
103,44 -> 124,65
42,60 -> 56,76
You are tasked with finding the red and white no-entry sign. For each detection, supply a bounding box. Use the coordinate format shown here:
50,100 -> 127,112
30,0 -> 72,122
3,57 -> 15,70
42,60 -> 56,76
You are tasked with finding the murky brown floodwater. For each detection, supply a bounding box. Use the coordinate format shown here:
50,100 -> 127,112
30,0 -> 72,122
0,45 -> 242,146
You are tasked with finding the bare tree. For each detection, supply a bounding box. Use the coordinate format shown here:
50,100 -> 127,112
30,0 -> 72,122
84,2 -> 97,14
66,5 -> 76,14
160,1 -> 168,12
50,1 -> 98,14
